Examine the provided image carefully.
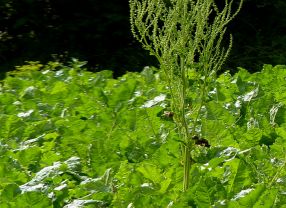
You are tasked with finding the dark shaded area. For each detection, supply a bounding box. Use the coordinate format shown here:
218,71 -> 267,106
0,0 -> 285,78
227,0 -> 286,73
192,136 -> 211,148
0,0 -> 158,78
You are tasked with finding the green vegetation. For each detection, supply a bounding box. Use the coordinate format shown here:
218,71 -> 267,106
0,60 -> 286,207
0,1 -> 285,207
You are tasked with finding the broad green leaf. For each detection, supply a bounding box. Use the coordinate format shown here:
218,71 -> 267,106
50,81 -> 68,95
253,188 -> 278,208
228,184 -> 265,207
14,192 -> 52,207
15,146 -> 42,170
201,120 -> 237,147
223,157 -> 254,198
0,183 -> 20,202
137,163 -> 162,184
240,128 -> 263,148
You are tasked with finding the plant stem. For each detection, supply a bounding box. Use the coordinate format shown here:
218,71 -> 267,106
180,58 -> 193,191
183,144 -> 191,191
182,76 -> 207,191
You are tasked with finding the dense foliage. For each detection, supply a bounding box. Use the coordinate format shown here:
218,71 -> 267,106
0,61 -> 286,207
0,0 -> 155,77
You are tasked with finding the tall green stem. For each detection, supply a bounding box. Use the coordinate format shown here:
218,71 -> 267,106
183,145 -> 191,190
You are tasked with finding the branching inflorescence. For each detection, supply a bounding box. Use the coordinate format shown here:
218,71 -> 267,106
129,0 -> 243,191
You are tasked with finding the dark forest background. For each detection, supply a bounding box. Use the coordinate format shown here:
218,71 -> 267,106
0,0 -> 285,78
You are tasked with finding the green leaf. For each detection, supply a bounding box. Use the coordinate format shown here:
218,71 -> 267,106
228,184 -> 265,207
137,163 -> 162,184
50,81 -> 68,95
15,146 -> 42,170
241,128 -> 263,148
253,188 -> 278,208
0,183 -> 21,202
201,120 -> 237,147
14,192 -> 52,207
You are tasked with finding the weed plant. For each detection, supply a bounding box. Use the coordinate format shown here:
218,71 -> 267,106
129,0 -> 243,191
